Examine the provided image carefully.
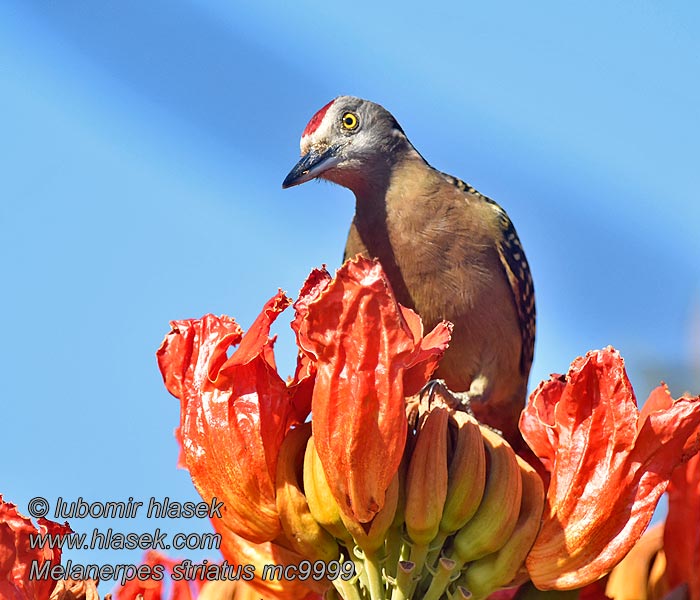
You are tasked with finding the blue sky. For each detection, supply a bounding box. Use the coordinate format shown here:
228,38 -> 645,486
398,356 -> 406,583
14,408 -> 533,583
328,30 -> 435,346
2,1 -> 699,593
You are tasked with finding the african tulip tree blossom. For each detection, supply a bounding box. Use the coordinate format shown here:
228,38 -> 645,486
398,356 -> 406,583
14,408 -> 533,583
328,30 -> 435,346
156,257 -> 451,596
156,294 -> 310,543
291,258 -> 452,522
521,349 -> 700,590
157,258 -> 451,533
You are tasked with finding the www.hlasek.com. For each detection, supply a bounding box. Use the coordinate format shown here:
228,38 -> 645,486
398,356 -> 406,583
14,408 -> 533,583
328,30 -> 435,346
27,496 -> 224,554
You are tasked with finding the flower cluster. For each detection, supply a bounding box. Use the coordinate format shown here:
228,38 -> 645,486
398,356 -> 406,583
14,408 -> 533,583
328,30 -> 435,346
4,257 -> 700,600
154,257 -> 700,599
156,258 -> 454,599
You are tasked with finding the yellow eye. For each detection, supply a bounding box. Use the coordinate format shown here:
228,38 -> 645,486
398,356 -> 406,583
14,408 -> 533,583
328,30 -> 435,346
341,112 -> 359,130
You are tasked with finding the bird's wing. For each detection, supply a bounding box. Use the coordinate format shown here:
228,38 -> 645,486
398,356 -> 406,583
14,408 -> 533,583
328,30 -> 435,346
492,206 -> 536,377
442,173 -> 536,377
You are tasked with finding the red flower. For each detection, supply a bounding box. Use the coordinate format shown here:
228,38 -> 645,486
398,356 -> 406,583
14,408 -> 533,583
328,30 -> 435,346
292,257 -> 451,522
156,292 -> 308,543
0,495 -> 72,600
521,349 -> 700,590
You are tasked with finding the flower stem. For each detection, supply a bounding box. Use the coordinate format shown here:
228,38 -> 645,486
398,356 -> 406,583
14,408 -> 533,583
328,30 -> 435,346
407,541 -> 430,595
425,530 -> 448,569
351,545 -> 370,592
364,549 -> 387,600
385,525 -> 403,581
333,576 -> 363,600
390,560 -> 415,600
422,556 -> 463,600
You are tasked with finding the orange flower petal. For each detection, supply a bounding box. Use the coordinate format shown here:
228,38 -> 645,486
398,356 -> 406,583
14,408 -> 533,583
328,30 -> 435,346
290,266 -> 332,356
522,348 -> 700,590
156,292 -> 304,543
293,257 -> 449,522
399,304 -> 453,397
286,268 -> 333,432
640,384 -> 700,458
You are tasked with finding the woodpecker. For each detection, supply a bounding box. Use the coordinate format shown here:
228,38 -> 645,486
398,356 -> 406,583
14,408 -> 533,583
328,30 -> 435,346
283,96 -> 535,443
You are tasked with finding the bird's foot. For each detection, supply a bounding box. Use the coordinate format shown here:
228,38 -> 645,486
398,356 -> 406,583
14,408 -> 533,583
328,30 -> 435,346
418,379 -> 475,417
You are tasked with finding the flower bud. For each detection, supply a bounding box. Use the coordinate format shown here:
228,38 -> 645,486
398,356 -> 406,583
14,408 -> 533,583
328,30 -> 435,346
405,405 -> 449,546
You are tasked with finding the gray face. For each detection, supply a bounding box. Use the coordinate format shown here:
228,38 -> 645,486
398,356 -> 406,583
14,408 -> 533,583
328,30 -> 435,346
282,96 -> 410,190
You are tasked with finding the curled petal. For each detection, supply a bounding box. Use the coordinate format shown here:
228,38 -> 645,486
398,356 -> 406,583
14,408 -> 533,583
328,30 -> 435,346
290,266 -> 332,354
156,292 -> 302,543
518,375 -> 565,474
222,291 -> 291,370
294,257 -> 445,522
522,348 -> 700,590
285,267 -> 333,423
399,305 -> 452,396
640,384 -> 700,459
287,351 -> 316,425
158,314 -> 243,403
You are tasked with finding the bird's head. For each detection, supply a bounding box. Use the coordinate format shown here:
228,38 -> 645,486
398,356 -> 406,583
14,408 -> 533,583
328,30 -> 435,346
282,96 -> 415,192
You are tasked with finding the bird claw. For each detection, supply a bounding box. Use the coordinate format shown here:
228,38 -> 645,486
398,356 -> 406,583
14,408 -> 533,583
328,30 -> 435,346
418,379 -> 475,417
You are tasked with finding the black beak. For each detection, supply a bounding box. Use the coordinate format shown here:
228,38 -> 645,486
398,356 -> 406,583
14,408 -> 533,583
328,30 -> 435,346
282,146 -> 340,189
